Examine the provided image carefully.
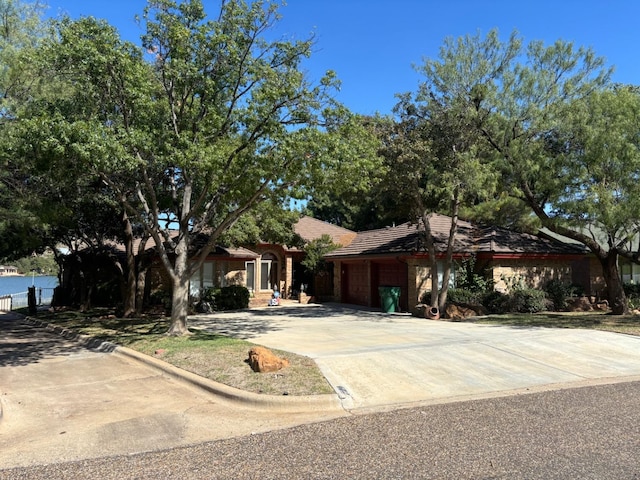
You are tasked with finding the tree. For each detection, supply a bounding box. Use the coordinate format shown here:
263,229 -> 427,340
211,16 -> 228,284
415,29 -> 636,313
528,86 -> 640,312
13,0 -> 378,334
385,76 -> 498,313
0,0 -> 50,260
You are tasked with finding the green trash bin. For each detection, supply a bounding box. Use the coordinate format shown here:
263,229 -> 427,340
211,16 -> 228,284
379,286 -> 401,313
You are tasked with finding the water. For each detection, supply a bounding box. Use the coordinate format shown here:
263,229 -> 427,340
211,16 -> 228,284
0,275 -> 58,297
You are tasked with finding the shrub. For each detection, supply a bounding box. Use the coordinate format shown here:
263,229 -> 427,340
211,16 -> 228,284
214,285 -> 250,311
447,288 -> 483,306
481,290 -> 510,314
624,283 -> 640,310
543,279 -> 574,311
508,288 -> 549,313
454,255 -> 493,293
150,290 -> 172,312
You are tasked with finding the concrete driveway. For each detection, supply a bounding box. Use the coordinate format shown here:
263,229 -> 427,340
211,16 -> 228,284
192,303 -> 640,411
0,313 -> 345,469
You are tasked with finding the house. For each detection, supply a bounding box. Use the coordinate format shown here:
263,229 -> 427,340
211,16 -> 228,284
239,216 -> 356,305
0,265 -> 18,276
324,214 -> 590,314
147,216 -> 356,307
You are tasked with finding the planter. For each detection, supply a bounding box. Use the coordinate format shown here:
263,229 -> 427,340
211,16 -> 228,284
426,306 -> 440,320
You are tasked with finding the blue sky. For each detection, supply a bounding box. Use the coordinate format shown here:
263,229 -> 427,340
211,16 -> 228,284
44,1 -> 640,116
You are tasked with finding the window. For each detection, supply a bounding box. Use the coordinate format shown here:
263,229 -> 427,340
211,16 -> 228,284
436,261 -> 456,289
246,261 -> 255,292
189,261 -> 216,298
260,253 -> 278,291
621,262 -> 640,284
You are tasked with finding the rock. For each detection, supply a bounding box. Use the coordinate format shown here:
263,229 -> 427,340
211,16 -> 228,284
566,297 -> 594,312
445,303 -> 486,320
247,346 -> 290,373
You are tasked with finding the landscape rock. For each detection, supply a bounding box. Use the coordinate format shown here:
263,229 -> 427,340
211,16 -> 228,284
445,303 -> 486,321
248,346 -> 290,373
566,297 -> 594,312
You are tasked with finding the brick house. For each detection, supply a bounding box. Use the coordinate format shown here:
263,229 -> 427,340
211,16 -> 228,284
324,214 -> 592,314
147,216 -> 356,307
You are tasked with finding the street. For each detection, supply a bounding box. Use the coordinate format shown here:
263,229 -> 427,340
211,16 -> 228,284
3,380 -> 640,479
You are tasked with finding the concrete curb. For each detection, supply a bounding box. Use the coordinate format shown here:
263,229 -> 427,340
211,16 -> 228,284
115,346 -> 343,413
19,315 -> 343,414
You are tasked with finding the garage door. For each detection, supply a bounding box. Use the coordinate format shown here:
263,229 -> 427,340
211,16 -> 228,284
342,262 -> 369,306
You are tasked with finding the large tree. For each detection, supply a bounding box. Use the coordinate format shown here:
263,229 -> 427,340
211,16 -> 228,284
414,29 -> 638,313
0,0 -> 50,260
12,0 -> 378,333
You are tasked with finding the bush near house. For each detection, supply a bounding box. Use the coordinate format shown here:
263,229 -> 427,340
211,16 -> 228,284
442,287 -> 550,314
200,285 -> 250,312
543,279 -> 582,311
624,283 -> 640,310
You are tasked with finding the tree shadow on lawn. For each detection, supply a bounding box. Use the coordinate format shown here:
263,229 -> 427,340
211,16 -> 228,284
475,312 -> 640,331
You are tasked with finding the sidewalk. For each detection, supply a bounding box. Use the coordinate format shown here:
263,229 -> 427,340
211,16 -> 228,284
0,312 -> 346,469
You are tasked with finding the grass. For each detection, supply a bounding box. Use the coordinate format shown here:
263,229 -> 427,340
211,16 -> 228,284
465,311 -> 640,336
31,308 -> 334,396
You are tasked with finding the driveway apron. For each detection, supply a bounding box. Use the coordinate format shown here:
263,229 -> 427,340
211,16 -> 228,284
193,304 -> 640,411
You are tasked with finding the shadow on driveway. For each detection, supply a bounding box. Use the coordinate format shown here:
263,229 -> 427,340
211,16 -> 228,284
190,303 -> 405,339
0,313 -> 111,367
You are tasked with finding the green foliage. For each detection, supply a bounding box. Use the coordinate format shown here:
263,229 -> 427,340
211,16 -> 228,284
507,289 -> 549,314
480,287 -> 549,314
481,290 -> 510,314
207,285 -> 250,311
150,290 -> 172,312
623,283 -> 640,310
543,279 -> 580,311
301,234 -> 340,274
11,253 -> 57,275
454,255 -> 492,293
446,288 -> 483,306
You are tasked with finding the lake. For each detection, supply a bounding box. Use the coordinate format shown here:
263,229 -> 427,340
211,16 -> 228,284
0,275 -> 58,297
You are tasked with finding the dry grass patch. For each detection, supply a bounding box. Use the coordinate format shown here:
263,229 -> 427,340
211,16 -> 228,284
468,311 -> 640,336
33,308 -> 333,396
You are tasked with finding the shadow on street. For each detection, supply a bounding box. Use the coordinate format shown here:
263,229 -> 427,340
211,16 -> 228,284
0,313 -> 111,367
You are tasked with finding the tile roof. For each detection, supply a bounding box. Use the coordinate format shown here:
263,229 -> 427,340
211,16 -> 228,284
293,216 -> 357,247
325,213 -> 585,259
104,234 -> 259,259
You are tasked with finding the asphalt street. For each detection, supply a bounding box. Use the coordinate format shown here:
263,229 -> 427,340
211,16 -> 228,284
4,380 -> 640,479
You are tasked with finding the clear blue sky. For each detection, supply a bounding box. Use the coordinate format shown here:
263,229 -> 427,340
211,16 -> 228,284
44,0 -> 640,116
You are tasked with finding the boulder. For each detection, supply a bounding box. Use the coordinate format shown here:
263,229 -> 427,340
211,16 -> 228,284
445,303 -> 485,320
247,346 -> 290,373
565,297 -> 594,312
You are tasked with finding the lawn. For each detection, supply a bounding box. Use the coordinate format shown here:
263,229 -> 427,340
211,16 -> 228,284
31,308 -> 334,396
465,311 -> 640,336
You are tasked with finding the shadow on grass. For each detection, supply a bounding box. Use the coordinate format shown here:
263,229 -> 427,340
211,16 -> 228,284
472,312 -> 640,334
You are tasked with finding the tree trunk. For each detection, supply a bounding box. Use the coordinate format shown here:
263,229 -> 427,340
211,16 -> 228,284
135,258 -> 150,315
420,212 -> 439,308
600,251 -> 628,315
121,211 -> 137,317
166,233 -> 191,335
438,196 -> 460,314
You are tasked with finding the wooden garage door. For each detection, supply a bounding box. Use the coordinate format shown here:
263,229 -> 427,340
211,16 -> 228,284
343,262 -> 369,306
